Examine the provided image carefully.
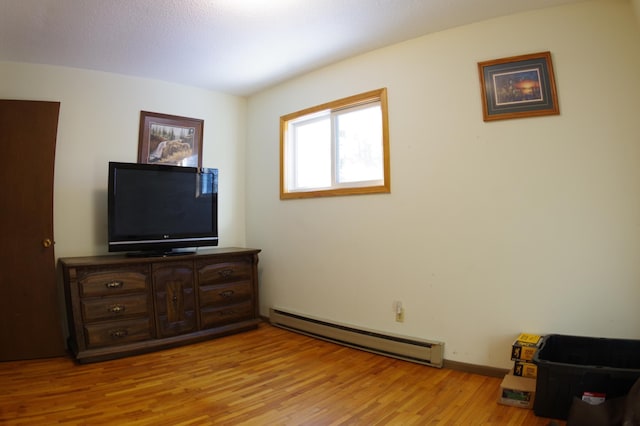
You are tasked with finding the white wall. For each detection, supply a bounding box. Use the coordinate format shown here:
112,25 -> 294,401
0,63 -> 247,258
246,0 -> 640,368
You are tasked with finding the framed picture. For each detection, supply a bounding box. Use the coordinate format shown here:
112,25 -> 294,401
138,111 -> 204,168
478,51 -> 559,122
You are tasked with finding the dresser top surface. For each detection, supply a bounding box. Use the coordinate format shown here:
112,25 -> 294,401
59,247 -> 261,267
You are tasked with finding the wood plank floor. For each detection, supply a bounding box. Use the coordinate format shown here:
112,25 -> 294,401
0,322 -> 562,425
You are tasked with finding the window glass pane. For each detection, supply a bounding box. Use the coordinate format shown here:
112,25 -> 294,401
336,104 -> 383,183
280,88 -> 389,199
293,117 -> 331,189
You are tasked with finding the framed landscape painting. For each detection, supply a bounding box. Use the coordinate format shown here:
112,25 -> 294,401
478,51 -> 559,122
138,111 -> 204,168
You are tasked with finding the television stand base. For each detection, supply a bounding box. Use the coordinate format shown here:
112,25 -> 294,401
125,250 -> 195,258
59,247 -> 261,363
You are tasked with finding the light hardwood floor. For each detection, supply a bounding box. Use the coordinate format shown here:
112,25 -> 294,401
0,322 -> 562,425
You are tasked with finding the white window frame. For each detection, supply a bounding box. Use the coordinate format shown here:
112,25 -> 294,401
280,88 -> 390,199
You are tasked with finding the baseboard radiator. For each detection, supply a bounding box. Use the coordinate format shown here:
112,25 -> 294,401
269,308 -> 444,368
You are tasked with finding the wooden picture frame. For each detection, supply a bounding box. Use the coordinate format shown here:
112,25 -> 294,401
138,111 -> 204,168
478,51 -> 559,122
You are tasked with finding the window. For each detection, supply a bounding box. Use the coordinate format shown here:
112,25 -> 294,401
280,88 -> 390,199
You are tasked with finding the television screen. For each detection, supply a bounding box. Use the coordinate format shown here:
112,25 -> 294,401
108,161 -> 218,255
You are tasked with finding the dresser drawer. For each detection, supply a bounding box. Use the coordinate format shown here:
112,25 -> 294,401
197,260 -> 252,286
78,269 -> 149,297
81,293 -> 150,323
199,281 -> 252,308
84,317 -> 153,348
200,301 -> 253,329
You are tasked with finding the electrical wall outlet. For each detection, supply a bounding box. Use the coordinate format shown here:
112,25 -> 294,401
394,301 -> 404,322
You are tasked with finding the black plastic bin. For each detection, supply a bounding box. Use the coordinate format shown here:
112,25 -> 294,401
533,334 -> 640,420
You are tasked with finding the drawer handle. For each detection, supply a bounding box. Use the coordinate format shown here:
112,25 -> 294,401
105,280 -> 124,289
108,304 -> 125,314
218,269 -> 233,278
219,290 -> 234,298
219,310 -> 236,316
110,328 -> 128,338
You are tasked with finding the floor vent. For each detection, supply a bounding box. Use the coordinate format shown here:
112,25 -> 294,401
269,308 -> 444,368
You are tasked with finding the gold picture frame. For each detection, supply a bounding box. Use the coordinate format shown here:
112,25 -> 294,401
478,51 -> 559,122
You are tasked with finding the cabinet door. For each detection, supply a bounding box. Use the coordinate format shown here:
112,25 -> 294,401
152,261 -> 196,337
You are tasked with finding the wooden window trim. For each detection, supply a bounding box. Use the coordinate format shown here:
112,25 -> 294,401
280,88 -> 390,200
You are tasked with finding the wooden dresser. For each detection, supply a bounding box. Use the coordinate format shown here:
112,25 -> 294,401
59,247 -> 260,363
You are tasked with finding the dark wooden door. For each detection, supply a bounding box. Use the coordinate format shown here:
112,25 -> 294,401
152,261 -> 196,338
0,100 -> 65,360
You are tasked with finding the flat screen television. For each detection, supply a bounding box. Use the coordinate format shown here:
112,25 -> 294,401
108,161 -> 218,255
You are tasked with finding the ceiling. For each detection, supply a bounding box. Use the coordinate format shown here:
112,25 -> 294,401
1,0 -> 587,97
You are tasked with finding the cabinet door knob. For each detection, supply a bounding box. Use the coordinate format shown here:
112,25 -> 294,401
110,329 -> 128,338
108,304 -> 125,314
42,238 -> 53,248
105,281 -> 124,289
219,290 -> 234,298
218,269 -> 233,278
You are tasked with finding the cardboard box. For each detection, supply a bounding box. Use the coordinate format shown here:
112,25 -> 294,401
511,333 -> 542,361
513,360 -> 538,378
498,373 -> 536,409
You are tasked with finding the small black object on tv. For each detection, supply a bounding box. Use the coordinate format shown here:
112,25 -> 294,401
108,161 -> 218,256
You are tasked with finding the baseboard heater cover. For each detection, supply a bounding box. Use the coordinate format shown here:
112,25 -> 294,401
270,308 -> 444,368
